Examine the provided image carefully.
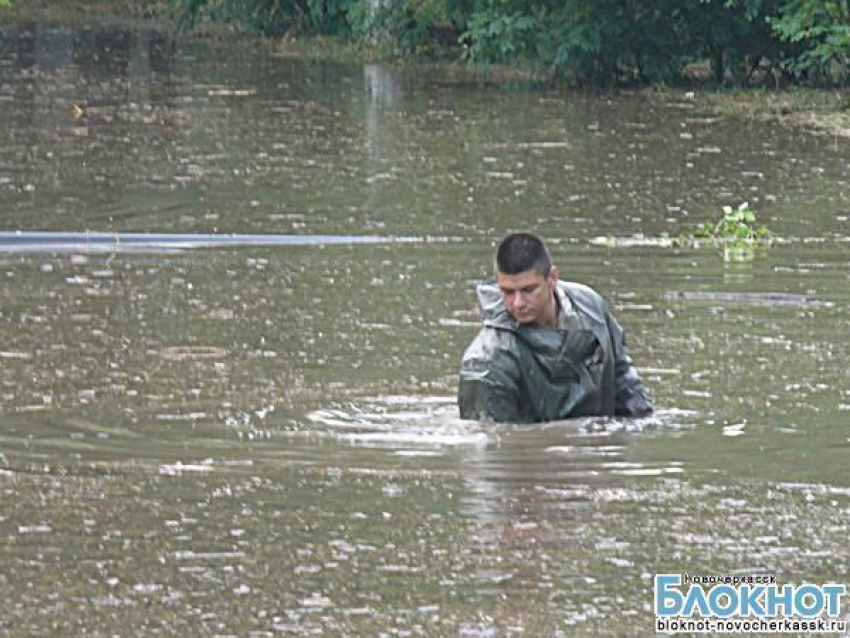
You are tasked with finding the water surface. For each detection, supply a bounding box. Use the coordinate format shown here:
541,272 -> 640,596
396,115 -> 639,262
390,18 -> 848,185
1,20 -> 848,635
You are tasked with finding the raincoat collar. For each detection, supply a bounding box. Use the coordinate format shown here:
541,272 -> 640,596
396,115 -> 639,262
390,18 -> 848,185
476,280 -> 581,331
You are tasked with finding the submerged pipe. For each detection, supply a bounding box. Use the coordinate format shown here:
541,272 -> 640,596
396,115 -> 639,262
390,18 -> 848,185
0,231 -> 422,253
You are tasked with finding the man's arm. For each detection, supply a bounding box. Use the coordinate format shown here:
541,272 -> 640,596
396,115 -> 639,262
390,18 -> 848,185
457,336 -> 523,422
605,309 -> 653,417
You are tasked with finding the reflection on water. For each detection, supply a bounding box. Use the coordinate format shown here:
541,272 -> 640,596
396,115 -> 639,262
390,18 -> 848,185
1,18 -> 848,636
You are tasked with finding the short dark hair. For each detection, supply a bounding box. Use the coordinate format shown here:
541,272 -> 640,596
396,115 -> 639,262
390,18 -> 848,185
495,233 -> 552,277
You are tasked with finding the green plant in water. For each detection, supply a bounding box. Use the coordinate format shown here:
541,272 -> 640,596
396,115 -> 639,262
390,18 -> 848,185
695,203 -> 772,242
693,202 -> 772,262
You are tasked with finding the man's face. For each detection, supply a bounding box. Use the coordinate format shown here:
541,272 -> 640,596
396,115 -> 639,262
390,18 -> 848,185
497,266 -> 559,326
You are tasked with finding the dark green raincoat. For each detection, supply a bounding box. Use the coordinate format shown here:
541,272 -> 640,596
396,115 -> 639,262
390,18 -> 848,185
458,280 -> 652,422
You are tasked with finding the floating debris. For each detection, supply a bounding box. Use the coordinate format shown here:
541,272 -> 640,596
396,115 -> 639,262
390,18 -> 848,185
159,346 -> 226,361
18,525 -> 51,534
723,423 -> 747,437
665,291 -> 831,306
207,89 -> 256,97
174,550 -> 245,560
301,593 -> 333,609
0,351 -> 32,360
590,235 -> 676,248
159,460 -> 214,475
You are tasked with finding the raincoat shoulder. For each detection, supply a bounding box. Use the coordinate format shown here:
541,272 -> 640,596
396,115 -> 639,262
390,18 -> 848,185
455,280 -> 532,422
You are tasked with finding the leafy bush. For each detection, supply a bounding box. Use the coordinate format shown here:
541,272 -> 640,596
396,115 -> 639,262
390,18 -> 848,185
463,6 -> 539,65
172,0 -> 354,36
461,0 -> 693,83
169,0 -> 849,85
350,0 -> 471,55
770,0 -> 850,84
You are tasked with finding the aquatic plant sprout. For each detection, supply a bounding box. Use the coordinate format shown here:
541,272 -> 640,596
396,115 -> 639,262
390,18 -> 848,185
693,202 -> 772,262
695,203 -> 772,244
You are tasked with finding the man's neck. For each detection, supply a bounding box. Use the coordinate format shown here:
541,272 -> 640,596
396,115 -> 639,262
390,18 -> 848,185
542,287 -> 560,328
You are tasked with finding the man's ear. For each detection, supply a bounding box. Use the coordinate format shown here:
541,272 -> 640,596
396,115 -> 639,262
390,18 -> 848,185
548,266 -> 560,287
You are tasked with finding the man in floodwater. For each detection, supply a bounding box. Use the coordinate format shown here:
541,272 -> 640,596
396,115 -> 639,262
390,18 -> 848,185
458,233 -> 652,422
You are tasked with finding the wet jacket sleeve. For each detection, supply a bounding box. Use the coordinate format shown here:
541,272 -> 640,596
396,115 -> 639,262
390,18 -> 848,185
605,309 -> 653,417
457,344 -> 522,422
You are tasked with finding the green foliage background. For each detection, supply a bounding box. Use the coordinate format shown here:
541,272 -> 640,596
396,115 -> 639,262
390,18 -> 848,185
171,0 -> 849,85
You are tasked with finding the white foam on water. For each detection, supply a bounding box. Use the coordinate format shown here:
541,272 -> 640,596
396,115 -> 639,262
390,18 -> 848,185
362,395 -> 456,406
610,467 -> 684,476
341,429 -> 489,448
306,396 -> 488,449
306,399 -> 694,453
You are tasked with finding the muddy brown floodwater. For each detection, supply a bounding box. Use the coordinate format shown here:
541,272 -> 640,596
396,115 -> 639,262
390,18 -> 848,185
0,19 -> 848,636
